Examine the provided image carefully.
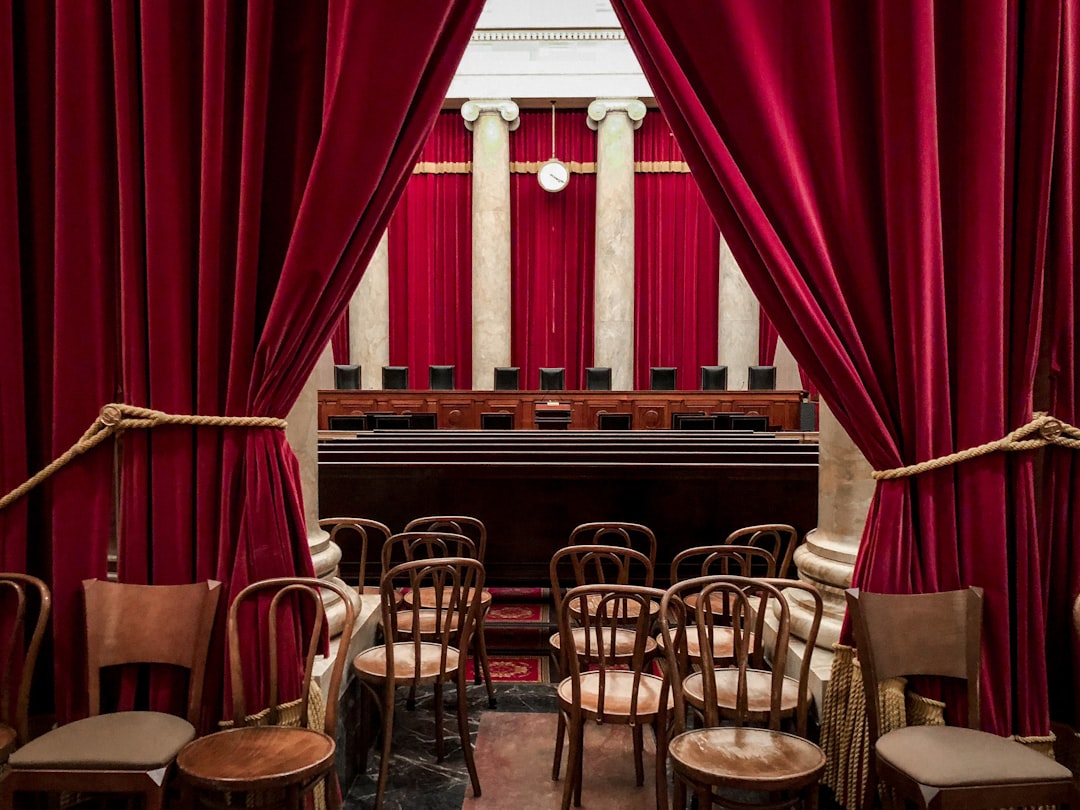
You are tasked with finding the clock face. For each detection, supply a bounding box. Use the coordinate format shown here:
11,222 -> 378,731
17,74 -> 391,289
538,159 -> 570,192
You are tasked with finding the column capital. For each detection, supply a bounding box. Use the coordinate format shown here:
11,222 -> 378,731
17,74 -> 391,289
461,99 -> 520,132
586,98 -> 647,131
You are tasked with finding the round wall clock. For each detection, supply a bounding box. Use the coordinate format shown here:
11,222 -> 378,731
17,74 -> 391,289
538,158 -> 570,193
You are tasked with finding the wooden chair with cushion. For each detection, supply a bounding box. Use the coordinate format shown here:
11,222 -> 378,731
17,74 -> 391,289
353,557 -> 486,810
846,587 -> 1078,810
1,578 -> 221,808
554,583 -> 672,810
319,516 -> 391,595
722,523 -> 799,579
0,574 -> 50,766
660,575 -> 825,810
177,576 -> 356,809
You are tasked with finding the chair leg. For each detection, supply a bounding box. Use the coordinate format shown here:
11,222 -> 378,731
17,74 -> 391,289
375,681 -> 396,810
144,786 -> 165,810
560,715 -> 582,810
434,680 -> 446,761
673,775 -> 687,810
552,708 -> 566,780
654,717 -> 669,810
476,622 -> 497,708
458,670 -> 481,798
573,719 -> 585,807
634,722 -> 645,786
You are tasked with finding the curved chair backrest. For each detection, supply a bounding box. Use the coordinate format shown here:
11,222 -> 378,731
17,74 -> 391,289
549,544 -> 654,622
663,575 -> 821,735
380,558 -> 486,679
558,583 -> 666,718
227,577 -> 355,735
722,524 -> 799,579
319,517 -> 392,590
668,544 -> 777,588
569,521 -> 657,569
0,574 -> 50,744
403,516 -> 487,563
84,579 -> 221,723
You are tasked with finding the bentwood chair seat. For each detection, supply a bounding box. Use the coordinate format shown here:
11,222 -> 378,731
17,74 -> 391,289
556,668 -> 669,724
667,726 -> 825,794
4,579 -> 220,809
846,587 -> 1079,810
177,577 -> 356,810
353,641 -> 462,684
548,624 -> 658,665
0,574 -> 50,766
683,668 -> 801,720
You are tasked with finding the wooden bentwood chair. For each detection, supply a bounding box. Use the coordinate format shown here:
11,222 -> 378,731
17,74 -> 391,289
353,557 -> 486,810
403,516 -> 496,707
2,579 -> 221,809
177,577 -> 357,809
319,516 -> 392,595
554,583 -> 672,810
0,574 -> 51,766
661,576 -> 825,810
722,523 -> 799,579
846,587 -> 1078,810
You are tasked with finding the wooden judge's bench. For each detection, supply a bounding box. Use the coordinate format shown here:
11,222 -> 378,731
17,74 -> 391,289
317,389 -> 805,431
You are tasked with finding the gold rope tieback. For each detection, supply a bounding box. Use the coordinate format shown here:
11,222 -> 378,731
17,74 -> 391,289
0,403 -> 287,512
873,414 -> 1080,481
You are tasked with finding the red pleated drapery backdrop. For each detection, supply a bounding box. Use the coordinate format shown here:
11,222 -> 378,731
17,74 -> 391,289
389,110 -> 473,386
510,108 -> 596,390
613,0 -> 1077,739
0,0 -> 483,727
633,112 -> 720,390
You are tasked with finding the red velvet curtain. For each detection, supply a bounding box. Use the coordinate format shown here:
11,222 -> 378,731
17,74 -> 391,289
510,109 -> 596,389
389,110 -> 472,385
1044,7 -> 1080,725
759,310 -> 778,366
0,0 -> 481,726
330,311 -> 349,365
633,112 -> 719,390
613,0 -> 1076,736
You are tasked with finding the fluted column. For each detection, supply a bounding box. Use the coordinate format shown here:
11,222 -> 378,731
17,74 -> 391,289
588,98 -> 645,391
463,100 -> 519,390
285,341 -> 362,637
717,236 -> 759,389
348,230 -> 389,389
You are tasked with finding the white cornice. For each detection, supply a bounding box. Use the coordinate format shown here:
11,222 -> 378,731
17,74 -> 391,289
471,28 -> 626,42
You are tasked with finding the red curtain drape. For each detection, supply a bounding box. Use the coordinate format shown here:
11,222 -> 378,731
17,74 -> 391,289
510,109 -> 596,389
759,310 -> 778,367
613,0 -> 1076,737
389,110 -> 472,386
633,112 -> 719,390
330,311 -> 349,365
0,0 -> 482,727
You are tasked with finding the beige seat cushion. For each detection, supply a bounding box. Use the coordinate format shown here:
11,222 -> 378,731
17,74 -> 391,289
9,711 -> 195,770
876,726 -> 1073,787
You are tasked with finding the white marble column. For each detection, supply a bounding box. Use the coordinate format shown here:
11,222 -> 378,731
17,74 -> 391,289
588,98 -> 645,391
717,236 -> 760,389
462,100 -> 519,390
773,398 -> 875,710
774,337 -> 802,390
348,230 -> 389,389
285,342 -> 361,637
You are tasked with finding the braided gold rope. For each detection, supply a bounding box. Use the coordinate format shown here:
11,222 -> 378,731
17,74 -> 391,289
873,414 -> 1080,480
0,403 -> 286,512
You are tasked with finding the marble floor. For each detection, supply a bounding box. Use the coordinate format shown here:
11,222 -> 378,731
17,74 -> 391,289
343,682 -> 559,810
341,681 -> 838,810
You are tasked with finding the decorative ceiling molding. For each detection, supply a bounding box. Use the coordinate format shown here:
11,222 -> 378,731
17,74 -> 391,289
471,29 -> 626,43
